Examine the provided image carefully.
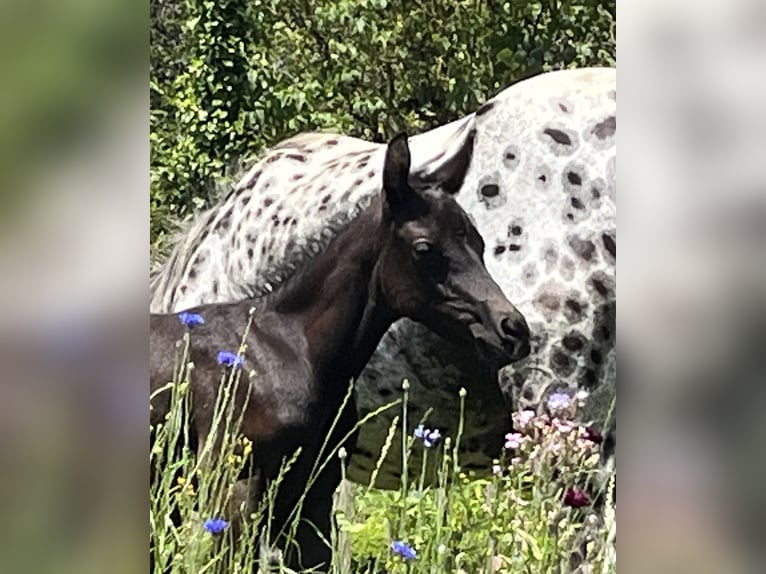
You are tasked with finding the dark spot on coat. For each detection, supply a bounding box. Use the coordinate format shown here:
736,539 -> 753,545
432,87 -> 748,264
188,269 -> 197,279
592,278 -> 610,298
247,248 -> 253,259
568,237 -> 596,261
321,194 -> 331,204
367,169 -> 376,179
538,174 -> 547,183
291,173 -> 304,181
562,334 -> 585,351
256,208 -> 263,218
583,368 -> 598,389
591,187 -> 601,199
538,293 -> 560,311
354,177 -> 364,187
212,281 -> 218,295
566,299 -> 582,315
508,244 -> 522,251
602,233 -> 616,258
571,197 -> 585,210
593,116 -> 616,140
567,172 -> 582,186
326,139 -> 339,146
544,128 -> 572,146
240,195 -> 251,207
476,101 -> 495,116
264,198 -> 274,207
551,350 -> 575,376
286,153 -> 306,162
510,225 -> 523,236
480,184 -> 500,198
590,349 -> 603,364
494,245 -> 506,256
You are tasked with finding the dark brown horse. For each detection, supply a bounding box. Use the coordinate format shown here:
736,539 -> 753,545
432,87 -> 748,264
150,133 -> 530,571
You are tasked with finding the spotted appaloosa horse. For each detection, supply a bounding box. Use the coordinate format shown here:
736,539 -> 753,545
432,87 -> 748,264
150,134 -> 529,571
150,67 -> 616,489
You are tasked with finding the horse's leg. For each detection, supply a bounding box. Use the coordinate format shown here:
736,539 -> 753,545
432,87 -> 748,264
289,399 -> 359,573
226,469 -> 264,543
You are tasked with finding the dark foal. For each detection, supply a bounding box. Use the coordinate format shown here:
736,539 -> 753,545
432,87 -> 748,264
150,133 -> 530,571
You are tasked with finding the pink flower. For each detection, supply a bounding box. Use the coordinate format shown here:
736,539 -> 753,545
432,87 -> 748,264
512,409 -> 536,430
505,432 -> 524,450
554,419 -> 575,434
492,464 -> 503,476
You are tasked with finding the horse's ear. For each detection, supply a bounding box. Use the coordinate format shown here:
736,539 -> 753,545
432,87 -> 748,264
382,133 -> 415,217
416,127 -> 476,195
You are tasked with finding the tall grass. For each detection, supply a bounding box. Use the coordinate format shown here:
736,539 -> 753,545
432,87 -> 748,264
150,334 -> 616,573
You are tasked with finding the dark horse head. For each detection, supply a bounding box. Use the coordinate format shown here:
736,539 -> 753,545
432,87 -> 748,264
368,133 -> 530,365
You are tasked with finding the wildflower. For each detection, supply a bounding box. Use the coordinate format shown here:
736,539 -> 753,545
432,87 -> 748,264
391,540 -> 417,560
582,425 -> 603,444
504,432 -> 524,450
203,518 -> 229,535
492,463 -> 503,476
547,392 -> 572,413
554,419 -> 575,435
512,409 -> 536,430
178,311 -> 205,327
414,424 -> 442,448
217,351 -> 244,368
563,488 -> 591,508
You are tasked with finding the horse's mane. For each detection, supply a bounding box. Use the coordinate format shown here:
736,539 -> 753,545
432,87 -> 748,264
149,132 -> 381,310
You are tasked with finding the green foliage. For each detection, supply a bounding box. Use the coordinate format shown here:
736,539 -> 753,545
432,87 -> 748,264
150,0 -> 616,247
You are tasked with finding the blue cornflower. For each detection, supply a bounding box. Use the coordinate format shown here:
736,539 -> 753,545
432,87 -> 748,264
217,351 -> 244,368
547,392 -> 572,412
391,540 -> 417,560
178,311 -> 205,327
414,424 -> 442,448
203,517 -> 229,535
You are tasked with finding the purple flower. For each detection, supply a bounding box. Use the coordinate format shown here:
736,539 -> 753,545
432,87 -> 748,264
414,424 -> 442,448
563,488 -> 591,508
178,311 -> 205,327
203,517 -> 229,535
391,540 -> 417,560
217,350 -> 244,368
547,392 -> 572,412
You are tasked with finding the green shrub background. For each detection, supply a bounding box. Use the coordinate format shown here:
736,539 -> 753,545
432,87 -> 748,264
150,0 -> 616,252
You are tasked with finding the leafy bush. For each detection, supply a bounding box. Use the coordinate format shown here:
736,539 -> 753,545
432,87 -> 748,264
149,0 -> 616,249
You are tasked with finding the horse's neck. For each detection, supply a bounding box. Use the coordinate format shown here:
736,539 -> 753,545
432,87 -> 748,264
269,203 -> 396,381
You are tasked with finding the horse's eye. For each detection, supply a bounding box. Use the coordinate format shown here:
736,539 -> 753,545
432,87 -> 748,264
413,240 -> 432,256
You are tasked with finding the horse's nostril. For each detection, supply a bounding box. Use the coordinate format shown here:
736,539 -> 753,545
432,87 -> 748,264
500,316 -> 529,340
